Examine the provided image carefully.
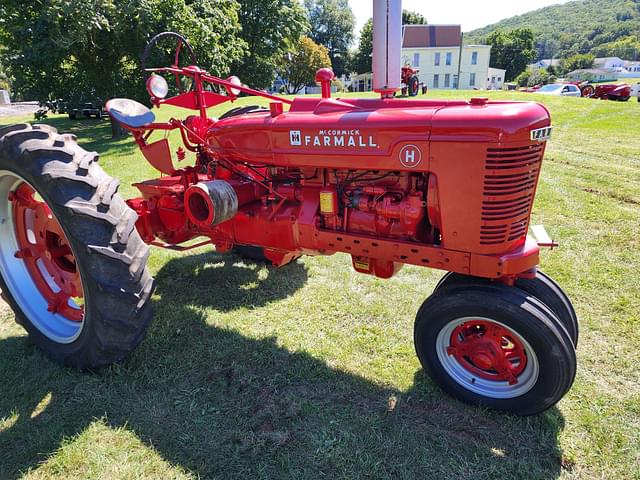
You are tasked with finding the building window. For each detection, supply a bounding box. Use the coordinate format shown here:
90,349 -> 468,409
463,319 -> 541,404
471,51 -> 478,65
469,73 -> 476,87
453,75 -> 458,89
433,74 -> 439,88
497,76 -> 502,82
445,52 -> 452,66
413,53 -> 420,67
434,52 -> 440,66
444,74 -> 450,88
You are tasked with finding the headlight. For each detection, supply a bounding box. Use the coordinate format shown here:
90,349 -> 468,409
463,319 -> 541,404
225,76 -> 242,96
146,74 -> 169,99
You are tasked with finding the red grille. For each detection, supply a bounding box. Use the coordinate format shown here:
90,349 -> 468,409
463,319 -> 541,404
480,144 -> 544,245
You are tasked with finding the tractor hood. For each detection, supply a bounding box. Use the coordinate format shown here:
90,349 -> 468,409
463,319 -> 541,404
206,97 -> 550,171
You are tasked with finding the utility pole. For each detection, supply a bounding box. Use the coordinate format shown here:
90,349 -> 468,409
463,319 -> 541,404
457,31 -> 464,89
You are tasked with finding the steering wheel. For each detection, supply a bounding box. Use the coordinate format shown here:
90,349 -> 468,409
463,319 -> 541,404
141,32 -> 197,94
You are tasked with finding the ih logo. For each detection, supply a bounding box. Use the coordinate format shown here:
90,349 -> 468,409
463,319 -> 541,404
399,144 -> 422,168
289,130 -> 302,146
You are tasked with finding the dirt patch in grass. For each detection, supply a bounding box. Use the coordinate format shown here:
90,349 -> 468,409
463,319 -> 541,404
581,187 -> 640,206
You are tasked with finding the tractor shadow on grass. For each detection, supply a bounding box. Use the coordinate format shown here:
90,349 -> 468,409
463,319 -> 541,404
0,252 -> 568,479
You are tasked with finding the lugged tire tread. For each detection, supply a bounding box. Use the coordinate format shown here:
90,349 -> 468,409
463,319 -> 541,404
0,123 -> 154,369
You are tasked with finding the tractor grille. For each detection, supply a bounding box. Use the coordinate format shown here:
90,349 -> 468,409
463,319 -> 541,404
480,144 -> 544,245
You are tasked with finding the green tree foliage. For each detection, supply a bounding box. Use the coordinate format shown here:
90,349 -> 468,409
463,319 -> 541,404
233,0 -> 309,89
350,19 -> 373,75
278,36 -> 331,94
350,10 -> 427,75
561,53 -> 595,73
402,10 -> 427,25
515,67 -> 555,87
591,35 -> 640,60
0,0 -> 245,103
485,29 -> 537,81
0,54 -> 10,92
304,0 -> 355,77
465,0 -> 640,61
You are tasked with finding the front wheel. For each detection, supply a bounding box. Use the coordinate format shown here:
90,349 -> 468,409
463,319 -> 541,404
414,285 -> 576,415
434,271 -> 579,346
0,124 -> 154,369
408,76 -> 419,96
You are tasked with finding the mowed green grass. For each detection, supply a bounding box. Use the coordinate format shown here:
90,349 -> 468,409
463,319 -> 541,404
0,90 -> 639,480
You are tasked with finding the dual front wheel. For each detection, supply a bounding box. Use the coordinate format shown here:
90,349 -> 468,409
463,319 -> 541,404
415,275 -> 577,415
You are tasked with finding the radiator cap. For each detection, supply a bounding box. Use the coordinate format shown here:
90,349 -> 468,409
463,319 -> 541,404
469,97 -> 489,106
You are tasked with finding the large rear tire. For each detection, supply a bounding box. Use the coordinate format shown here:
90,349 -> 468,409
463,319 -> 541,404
414,285 -> 576,415
0,123 -> 154,369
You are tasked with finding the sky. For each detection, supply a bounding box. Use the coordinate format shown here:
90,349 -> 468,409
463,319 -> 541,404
348,0 -> 573,34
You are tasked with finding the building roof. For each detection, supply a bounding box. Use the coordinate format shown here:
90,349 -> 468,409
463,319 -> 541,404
594,57 -> 624,63
568,68 -> 616,75
402,25 -> 461,48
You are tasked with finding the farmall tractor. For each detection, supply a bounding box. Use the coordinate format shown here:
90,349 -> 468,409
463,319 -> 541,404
400,64 -> 424,96
0,4 -> 577,416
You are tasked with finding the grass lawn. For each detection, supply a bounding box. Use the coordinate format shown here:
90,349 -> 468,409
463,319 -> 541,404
1,89 -> 639,479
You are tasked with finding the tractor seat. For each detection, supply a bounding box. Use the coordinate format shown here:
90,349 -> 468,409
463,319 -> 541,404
106,98 -> 155,129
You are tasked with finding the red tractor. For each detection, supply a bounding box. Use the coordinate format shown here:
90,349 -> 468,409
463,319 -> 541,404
0,33 -> 577,415
401,64 -> 423,96
588,83 -> 632,101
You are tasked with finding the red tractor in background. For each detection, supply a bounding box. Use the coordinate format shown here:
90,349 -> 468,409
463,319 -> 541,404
0,32 -> 578,416
535,81 -> 632,101
401,64 -> 425,96
587,83 -> 632,101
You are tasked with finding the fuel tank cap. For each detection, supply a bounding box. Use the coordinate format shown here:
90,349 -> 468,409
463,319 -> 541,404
469,97 -> 489,106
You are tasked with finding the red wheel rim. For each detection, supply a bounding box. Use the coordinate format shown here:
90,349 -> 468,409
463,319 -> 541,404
446,319 -> 528,385
10,183 -> 84,322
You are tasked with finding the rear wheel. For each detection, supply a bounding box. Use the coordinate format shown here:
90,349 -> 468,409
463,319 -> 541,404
0,123 -> 154,369
414,286 -> 576,415
435,271 -> 579,346
580,85 -> 594,97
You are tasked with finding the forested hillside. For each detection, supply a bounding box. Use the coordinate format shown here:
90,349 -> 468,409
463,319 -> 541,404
466,0 -> 640,60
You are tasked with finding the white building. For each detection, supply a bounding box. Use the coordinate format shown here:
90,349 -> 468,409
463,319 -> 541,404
566,68 -> 617,82
528,59 -> 562,71
487,67 -> 507,90
401,24 -> 499,90
625,62 -> 640,73
594,57 -> 626,70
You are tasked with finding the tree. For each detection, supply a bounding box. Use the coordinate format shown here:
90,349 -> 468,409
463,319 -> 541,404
515,67 -> 554,87
233,0 -> 309,89
561,53 -> 594,73
485,29 -> 537,81
0,0 -> 246,104
591,35 -> 640,61
278,36 -> 331,94
304,0 -> 355,77
350,18 -> 373,74
402,10 -> 427,25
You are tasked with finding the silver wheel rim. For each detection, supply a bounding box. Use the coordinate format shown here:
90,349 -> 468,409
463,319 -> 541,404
435,316 -> 539,399
0,170 -> 84,343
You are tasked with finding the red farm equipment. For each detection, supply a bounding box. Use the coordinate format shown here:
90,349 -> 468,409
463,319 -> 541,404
0,26 -> 578,415
400,64 -> 426,96
563,81 -> 631,100
588,83 -> 632,101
